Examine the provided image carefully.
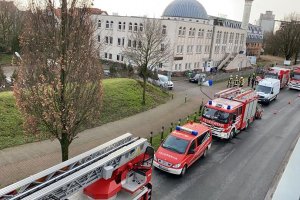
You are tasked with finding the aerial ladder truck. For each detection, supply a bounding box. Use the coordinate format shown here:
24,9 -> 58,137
0,133 -> 154,200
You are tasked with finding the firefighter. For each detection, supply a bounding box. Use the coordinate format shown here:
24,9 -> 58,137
247,76 -> 251,86
233,75 -> 239,87
239,77 -> 244,87
251,76 -> 255,88
227,75 -> 233,88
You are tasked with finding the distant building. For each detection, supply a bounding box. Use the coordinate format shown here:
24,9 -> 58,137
246,24 -> 263,57
257,11 -> 275,33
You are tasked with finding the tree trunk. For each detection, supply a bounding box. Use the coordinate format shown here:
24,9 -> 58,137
295,51 -> 299,65
60,133 -> 70,161
142,77 -> 146,105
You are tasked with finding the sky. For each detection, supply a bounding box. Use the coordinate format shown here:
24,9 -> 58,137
93,0 -> 300,24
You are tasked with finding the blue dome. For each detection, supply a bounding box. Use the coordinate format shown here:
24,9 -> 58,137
162,0 -> 208,20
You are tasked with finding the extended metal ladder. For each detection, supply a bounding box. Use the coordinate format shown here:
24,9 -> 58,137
214,87 -> 243,99
0,133 -> 149,200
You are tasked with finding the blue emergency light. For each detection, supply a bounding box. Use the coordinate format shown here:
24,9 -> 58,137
208,100 -> 212,105
227,105 -> 231,110
176,126 -> 198,136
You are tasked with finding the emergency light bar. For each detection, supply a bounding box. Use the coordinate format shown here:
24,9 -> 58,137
176,126 -> 198,136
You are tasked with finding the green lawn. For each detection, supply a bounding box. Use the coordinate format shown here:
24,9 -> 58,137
0,54 -> 13,65
0,78 -> 170,149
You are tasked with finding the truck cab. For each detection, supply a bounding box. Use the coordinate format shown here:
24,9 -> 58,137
256,78 -> 280,104
154,123 -> 212,176
265,67 -> 290,88
201,98 -> 243,139
288,67 -> 300,90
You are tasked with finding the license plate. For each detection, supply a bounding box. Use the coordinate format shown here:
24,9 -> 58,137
158,165 -> 168,171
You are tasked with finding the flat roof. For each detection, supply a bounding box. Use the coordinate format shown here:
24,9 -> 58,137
172,122 -> 210,141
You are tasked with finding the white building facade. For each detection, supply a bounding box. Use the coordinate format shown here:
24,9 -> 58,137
95,0 -> 250,73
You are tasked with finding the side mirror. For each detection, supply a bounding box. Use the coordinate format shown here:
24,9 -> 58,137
271,91 -> 274,94
188,149 -> 195,154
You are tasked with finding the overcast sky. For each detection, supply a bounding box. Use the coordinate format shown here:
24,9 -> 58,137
93,0 -> 300,23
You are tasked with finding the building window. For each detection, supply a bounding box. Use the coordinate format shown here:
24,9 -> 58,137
178,27 -> 182,36
97,35 -> 101,42
187,45 -> 193,54
159,63 -> 163,68
117,54 -> 120,61
109,37 -> 113,44
182,27 -> 186,35
178,64 -> 181,70
117,38 -> 121,46
109,53 -> 112,59
122,38 -> 125,46
139,23 -> 143,31
133,40 -> 137,48
192,28 -> 196,36
176,45 -> 183,54
105,36 -> 109,44
134,23 -> 138,32
162,25 -> 167,35
185,63 -> 188,69
161,43 -> 165,51
98,20 -> 101,28
121,55 -> 124,61
104,52 -> 108,58
196,45 -> 202,53
138,41 -> 142,49
188,28 -> 192,36
118,22 -> 122,30
123,22 -> 126,30
106,20 -> 109,29
128,39 -> 132,47
129,22 -> 132,31
110,21 -> 114,29
198,29 -> 204,38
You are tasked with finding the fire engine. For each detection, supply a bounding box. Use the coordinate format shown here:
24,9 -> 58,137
201,87 -> 260,139
154,122 -> 212,176
288,67 -> 300,90
264,67 -> 290,89
0,133 -> 154,200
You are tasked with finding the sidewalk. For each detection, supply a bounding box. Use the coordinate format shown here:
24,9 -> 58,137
267,134 -> 300,200
0,81 -> 226,187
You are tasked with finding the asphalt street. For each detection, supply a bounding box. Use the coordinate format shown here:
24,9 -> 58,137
152,88 -> 300,200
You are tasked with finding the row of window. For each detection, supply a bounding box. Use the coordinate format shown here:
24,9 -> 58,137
178,27 -> 212,38
174,62 -> 204,71
104,53 -> 124,61
98,20 -> 167,34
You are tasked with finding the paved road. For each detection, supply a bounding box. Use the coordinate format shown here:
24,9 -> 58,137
152,88 -> 300,200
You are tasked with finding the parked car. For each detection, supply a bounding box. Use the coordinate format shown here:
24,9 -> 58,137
103,69 -> 110,77
189,73 -> 206,83
153,74 -> 173,90
154,122 -> 212,176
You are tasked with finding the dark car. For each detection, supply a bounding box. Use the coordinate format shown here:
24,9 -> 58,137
189,74 -> 200,83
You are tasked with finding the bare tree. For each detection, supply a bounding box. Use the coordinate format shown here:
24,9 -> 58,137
123,18 -> 171,105
14,0 -> 103,161
265,14 -> 300,62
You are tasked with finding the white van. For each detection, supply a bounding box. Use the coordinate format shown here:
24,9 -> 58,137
256,78 -> 280,104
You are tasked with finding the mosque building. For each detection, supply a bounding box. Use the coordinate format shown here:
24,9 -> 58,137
95,0 -> 263,73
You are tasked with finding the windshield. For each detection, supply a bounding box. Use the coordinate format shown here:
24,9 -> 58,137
159,75 -> 168,82
202,106 -> 230,124
293,73 -> 300,80
162,135 -> 189,154
265,73 -> 278,79
256,85 -> 272,94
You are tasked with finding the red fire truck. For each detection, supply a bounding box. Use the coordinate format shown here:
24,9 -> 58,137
154,122 -> 212,176
288,67 -> 300,90
0,133 -> 154,200
265,67 -> 290,88
201,87 -> 261,139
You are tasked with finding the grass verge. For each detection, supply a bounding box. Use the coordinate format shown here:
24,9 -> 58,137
0,78 -> 170,149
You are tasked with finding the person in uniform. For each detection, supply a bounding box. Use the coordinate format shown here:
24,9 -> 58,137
239,77 -> 244,87
227,75 -> 233,88
248,76 -> 251,86
233,75 -> 239,87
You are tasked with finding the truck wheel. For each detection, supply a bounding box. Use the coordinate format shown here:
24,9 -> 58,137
229,130 -> 235,140
180,165 -> 187,177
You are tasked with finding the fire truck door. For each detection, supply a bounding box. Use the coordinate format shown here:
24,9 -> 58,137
187,140 -> 197,165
